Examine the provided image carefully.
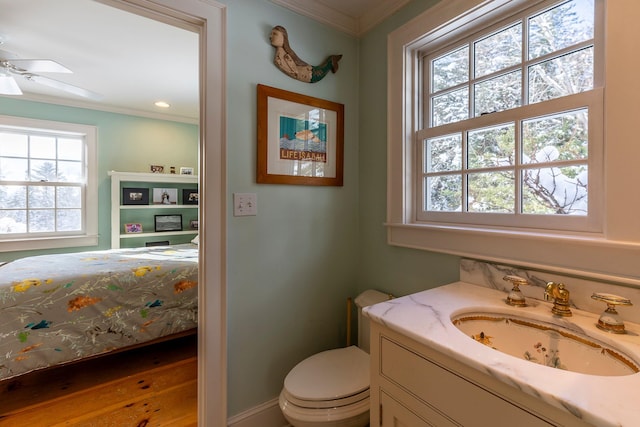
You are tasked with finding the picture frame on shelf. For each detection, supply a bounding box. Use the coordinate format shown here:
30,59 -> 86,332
150,165 -> 165,173
189,219 -> 199,230
182,188 -> 199,205
152,188 -> 178,205
155,214 -> 182,232
257,84 -> 344,186
124,223 -> 143,233
122,188 -> 149,205
180,167 -> 194,175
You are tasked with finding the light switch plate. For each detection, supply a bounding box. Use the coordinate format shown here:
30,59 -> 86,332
233,193 -> 257,216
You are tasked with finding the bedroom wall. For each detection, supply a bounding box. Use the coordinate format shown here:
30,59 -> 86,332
219,0 -> 360,416
0,98 -> 198,261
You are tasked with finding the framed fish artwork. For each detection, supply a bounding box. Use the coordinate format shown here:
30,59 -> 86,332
257,84 -> 344,186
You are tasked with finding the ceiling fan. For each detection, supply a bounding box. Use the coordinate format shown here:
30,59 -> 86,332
0,49 -> 102,100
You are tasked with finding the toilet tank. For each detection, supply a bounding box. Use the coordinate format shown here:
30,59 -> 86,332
354,290 -> 391,353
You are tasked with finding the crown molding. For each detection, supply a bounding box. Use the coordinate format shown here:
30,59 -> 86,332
0,93 -> 198,124
271,0 -> 410,37
359,0 -> 410,35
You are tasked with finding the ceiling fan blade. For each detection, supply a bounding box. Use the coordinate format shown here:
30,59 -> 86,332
10,59 -> 72,73
26,74 -> 103,100
0,74 -> 22,95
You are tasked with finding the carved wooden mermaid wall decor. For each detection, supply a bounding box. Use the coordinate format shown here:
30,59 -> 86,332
269,25 -> 342,83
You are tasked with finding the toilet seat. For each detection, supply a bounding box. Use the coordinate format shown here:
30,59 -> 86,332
279,390 -> 370,426
281,387 -> 369,409
283,346 -> 370,403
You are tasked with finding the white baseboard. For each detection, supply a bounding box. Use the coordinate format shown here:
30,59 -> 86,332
228,397 -> 290,427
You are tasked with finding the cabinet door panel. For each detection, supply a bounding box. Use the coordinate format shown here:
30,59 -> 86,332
381,392 -> 435,427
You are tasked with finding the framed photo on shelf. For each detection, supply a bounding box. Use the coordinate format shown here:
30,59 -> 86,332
152,188 -> 178,205
150,165 -> 165,173
124,223 -> 143,233
189,219 -> 199,230
155,214 -> 182,232
122,188 -> 149,205
257,84 -> 344,186
180,167 -> 194,175
182,188 -> 199,205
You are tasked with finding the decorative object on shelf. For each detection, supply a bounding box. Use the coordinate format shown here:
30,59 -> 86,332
180,167 -> 194,175
189,219 -> 198,230
155,214 -> 182,232
257,84 -> 344,186
170,166 -> 176,174
150,165 -> 164,173
269,26 -> 342,83
124,223 -> 143,233
152,188 -> 178,205
182,188 -> 199,205
145,240 -> 170,247
122,188 -> 149,205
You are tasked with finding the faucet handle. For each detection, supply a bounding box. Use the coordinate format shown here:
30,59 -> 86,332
503,275 -> 528,307
591,293 -> 633,334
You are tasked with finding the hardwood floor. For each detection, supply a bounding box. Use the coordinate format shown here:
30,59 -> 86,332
0,335 -> 197,426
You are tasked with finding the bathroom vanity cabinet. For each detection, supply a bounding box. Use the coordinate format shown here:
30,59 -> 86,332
369,322 -> 590,427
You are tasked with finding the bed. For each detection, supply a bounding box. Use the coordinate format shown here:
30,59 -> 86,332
0,243 -> 198,381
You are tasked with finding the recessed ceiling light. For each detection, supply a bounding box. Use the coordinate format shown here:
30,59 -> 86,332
154,101 -> 170,108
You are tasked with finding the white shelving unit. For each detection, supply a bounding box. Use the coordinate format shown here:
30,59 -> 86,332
109,171 -> 198,248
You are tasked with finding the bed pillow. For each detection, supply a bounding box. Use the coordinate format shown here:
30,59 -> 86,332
191,234 -> 199,245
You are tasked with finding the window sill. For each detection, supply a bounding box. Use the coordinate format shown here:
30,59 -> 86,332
0,235 -> 99,253
386,222 -> 640,286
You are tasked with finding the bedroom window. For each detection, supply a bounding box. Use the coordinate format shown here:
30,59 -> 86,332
418,0 -> 601,232
0,115 -> 98,251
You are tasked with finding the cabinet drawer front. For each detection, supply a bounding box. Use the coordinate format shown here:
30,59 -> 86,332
380,337 -> 554,427
381,391 -> 438,427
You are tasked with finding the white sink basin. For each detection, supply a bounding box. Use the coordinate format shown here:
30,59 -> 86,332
452,312 -> 640,376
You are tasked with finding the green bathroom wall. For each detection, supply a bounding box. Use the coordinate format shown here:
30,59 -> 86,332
356,1 -> 461,298
220,0 -> 360,416
0,97 -> 198,261
220,0 -> 463,417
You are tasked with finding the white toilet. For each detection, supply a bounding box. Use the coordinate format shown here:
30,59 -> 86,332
279,290 -> 391,427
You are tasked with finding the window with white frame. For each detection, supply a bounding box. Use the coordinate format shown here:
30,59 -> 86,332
417,0 -> 601,232
0,115 -> 98,251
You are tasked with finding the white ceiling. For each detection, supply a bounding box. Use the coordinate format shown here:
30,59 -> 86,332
0,0 -> 405,123
0,0 -> 199,122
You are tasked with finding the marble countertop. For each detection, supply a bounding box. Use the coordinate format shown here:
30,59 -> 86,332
364,282 -> 640,427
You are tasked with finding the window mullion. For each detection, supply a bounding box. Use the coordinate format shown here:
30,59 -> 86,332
515,119 -> 523,215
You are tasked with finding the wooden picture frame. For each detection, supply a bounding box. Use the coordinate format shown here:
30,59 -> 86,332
257,84 -> 344,186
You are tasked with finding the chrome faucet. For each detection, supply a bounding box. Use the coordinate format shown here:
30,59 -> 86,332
544,282 -> 572,317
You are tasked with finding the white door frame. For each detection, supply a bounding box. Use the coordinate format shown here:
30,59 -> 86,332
102,0 -> 227,425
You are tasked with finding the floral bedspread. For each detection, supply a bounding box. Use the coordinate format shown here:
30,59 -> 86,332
0,244 -> 198,380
